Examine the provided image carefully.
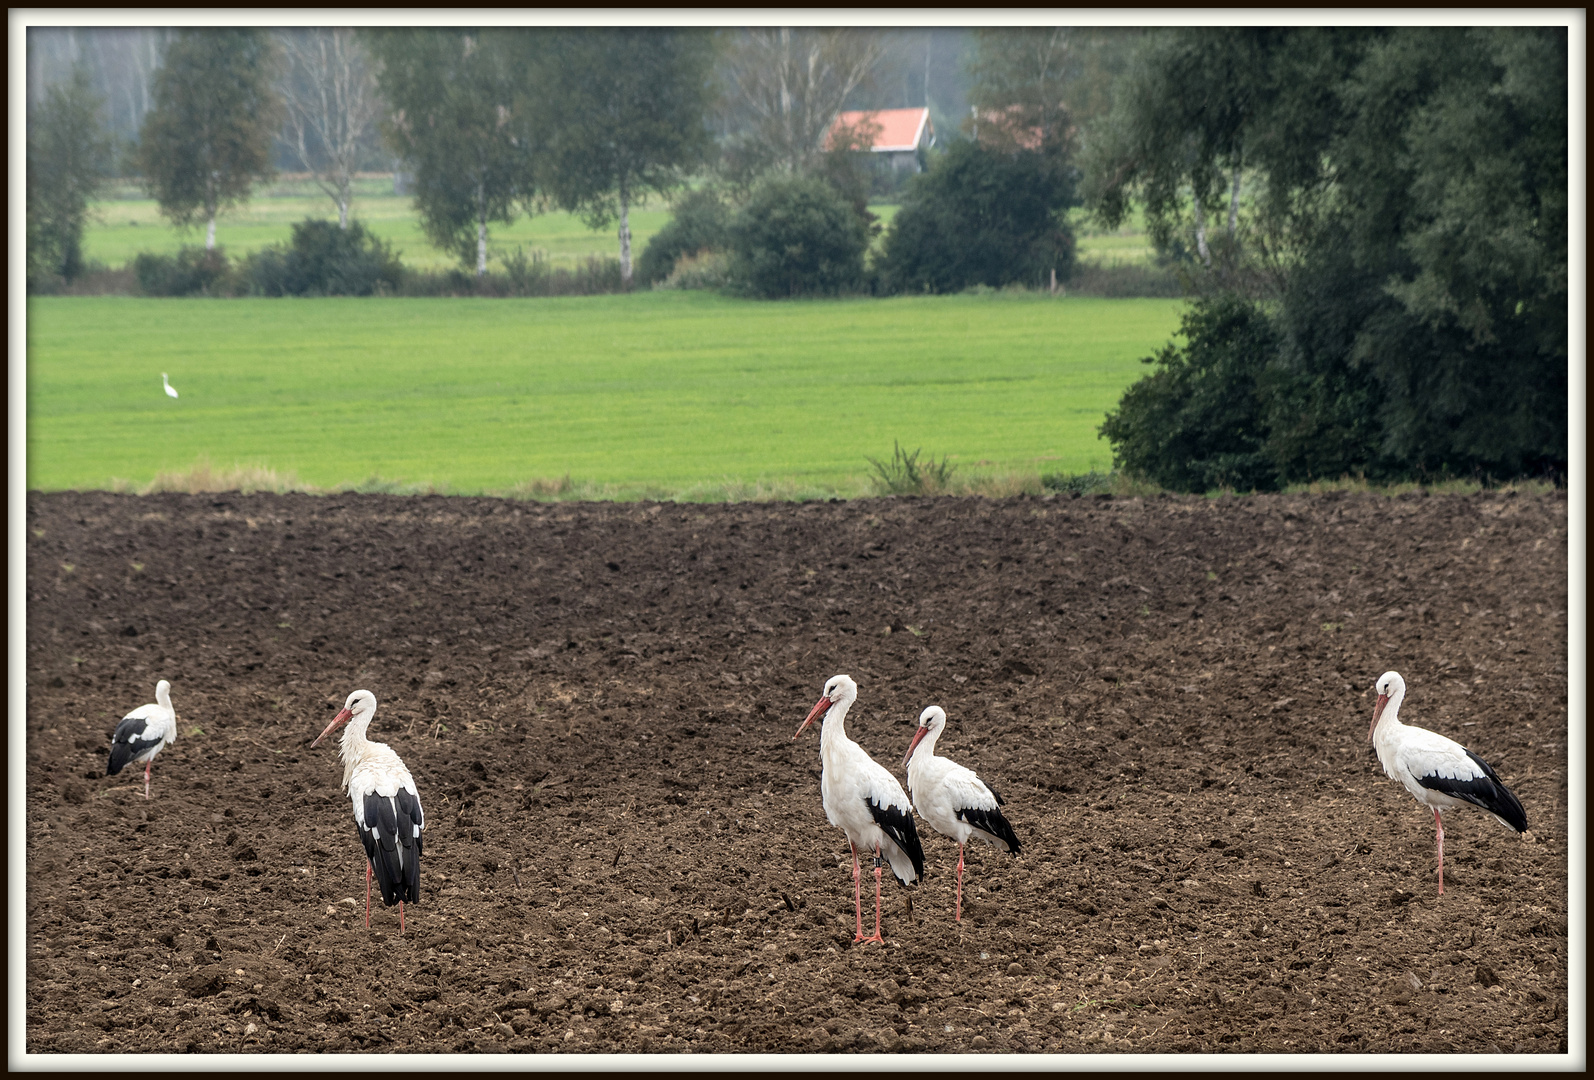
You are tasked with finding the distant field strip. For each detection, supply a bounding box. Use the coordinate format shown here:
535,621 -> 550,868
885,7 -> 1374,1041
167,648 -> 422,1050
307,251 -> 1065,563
26,292 -> 1183,496
85,192 -> 673,272
84,184 -> 1135,272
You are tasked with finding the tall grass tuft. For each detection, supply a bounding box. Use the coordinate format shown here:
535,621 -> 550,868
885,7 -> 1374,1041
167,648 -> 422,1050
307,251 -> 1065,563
866,441 -> 956,496
131,458 -> 313,495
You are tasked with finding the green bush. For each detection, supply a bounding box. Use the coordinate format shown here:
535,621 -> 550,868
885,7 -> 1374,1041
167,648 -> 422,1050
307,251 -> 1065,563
636,188 -> 731,287
1098,295 -> 1281,493
245,218 -> 403,297
879,141 -> 1078,294
133,246 -> 236,297
726,175 -> 870,299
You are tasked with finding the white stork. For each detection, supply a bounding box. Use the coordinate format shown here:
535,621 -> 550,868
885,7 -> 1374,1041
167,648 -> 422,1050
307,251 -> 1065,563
1369,670 -> 1528,896
106,679 -> 178,799
794,675 -> 925,944
312,690 -> 426,931
904,705 -> 1022,921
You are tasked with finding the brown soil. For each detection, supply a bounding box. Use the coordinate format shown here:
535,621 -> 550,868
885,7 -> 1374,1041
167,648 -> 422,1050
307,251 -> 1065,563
23,489 -> 1569,1055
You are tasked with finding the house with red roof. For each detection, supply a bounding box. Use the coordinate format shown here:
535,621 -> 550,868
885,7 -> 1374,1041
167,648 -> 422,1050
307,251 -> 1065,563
824,107 -> 936,173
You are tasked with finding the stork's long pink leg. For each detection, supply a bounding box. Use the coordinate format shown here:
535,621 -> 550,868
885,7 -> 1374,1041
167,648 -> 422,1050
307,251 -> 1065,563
955,844 -> 965,922
859,847 -> 886,945
850,844 -> 865,942
143,760 -> 152,800
400,900 -> 405,933
365,863 -> 372,928
1434,808 -> 1445,897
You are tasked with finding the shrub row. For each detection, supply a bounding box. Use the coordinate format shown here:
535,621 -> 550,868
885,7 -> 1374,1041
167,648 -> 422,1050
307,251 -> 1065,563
640,142 -> 1118,301
124,221 -> 625,299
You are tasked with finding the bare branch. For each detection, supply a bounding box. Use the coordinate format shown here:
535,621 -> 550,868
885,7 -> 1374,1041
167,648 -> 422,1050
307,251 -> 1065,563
278,28 -> 382,227
720,28 -> 881,174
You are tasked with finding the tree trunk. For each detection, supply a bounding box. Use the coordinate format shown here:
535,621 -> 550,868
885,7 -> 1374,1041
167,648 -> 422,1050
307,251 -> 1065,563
1228,164 -> 1241,239
476,181 -> 488,278
618,197 -> 632,289
206,215 -> 217,251
1193,196 -> 1210,268
338,186 -> 350,230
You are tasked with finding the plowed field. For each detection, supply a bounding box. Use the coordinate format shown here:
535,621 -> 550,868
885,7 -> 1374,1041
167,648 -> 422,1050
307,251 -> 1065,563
23,489 -> 1569,1055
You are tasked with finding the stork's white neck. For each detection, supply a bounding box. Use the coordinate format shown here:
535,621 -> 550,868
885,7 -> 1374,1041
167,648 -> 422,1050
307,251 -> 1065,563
914,717 -> 945,761
818,693 -> 863,774
339,711 -> 380,760
155,682 -> 173,711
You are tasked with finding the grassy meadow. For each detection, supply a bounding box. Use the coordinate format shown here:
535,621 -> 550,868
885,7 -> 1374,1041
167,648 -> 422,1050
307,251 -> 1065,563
86,178 -> 675,272
26,291 -> 1183,498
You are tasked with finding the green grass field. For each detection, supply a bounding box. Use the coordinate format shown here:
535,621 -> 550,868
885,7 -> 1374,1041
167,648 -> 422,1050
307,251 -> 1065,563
26,291 -> 1183,498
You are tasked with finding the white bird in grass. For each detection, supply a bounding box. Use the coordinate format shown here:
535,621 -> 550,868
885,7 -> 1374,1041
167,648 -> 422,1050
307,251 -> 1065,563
904,706 -> 1022,922
312,690 -> 426,931
794,674 -> 925,944
106,679 -> 178,799
1369,670 -> 1528,896
161,373 -> 179,399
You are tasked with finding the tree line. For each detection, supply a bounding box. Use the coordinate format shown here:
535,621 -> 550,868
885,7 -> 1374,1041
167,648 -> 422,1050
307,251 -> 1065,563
26,26 -> 1566,486
25,27 -> 1134,291
1086,26 -> 1567,487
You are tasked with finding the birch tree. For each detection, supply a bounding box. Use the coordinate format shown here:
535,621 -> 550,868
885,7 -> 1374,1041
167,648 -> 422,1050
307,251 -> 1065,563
136,29 -> 283,250
719,28 -> 881,175
367,28 -> 526,277
529,28 -> 715,288
1080,29 -> 1277,269
26,65 -> 113,283
278,28 -> 382,228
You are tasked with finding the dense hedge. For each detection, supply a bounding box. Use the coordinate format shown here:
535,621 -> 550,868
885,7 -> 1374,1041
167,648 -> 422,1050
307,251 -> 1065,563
1098,296 -> 1284,492
726,175 -> 869,299
133,246 -> 235,297
248,219 -> 403,297
879,141 -> 1078,294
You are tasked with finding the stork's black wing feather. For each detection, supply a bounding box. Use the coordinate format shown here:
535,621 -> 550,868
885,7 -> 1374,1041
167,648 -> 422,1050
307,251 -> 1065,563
866,798 -> 925,883
1416,750 -> 1528,833
361,792 -> 407,906
106,716 -> 162,776
395,788 -> 424,905
956,804 -> 1022,855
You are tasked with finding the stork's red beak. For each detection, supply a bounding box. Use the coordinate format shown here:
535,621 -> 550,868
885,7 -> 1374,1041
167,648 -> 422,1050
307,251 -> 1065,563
904,725 -> 929,767
795,696 -> 831,740
312,706 -> 353,748
1369,693 -> 1388,742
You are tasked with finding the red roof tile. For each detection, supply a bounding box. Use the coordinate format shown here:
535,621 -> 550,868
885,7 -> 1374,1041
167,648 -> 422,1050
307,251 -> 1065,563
826,108 -> 932,153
